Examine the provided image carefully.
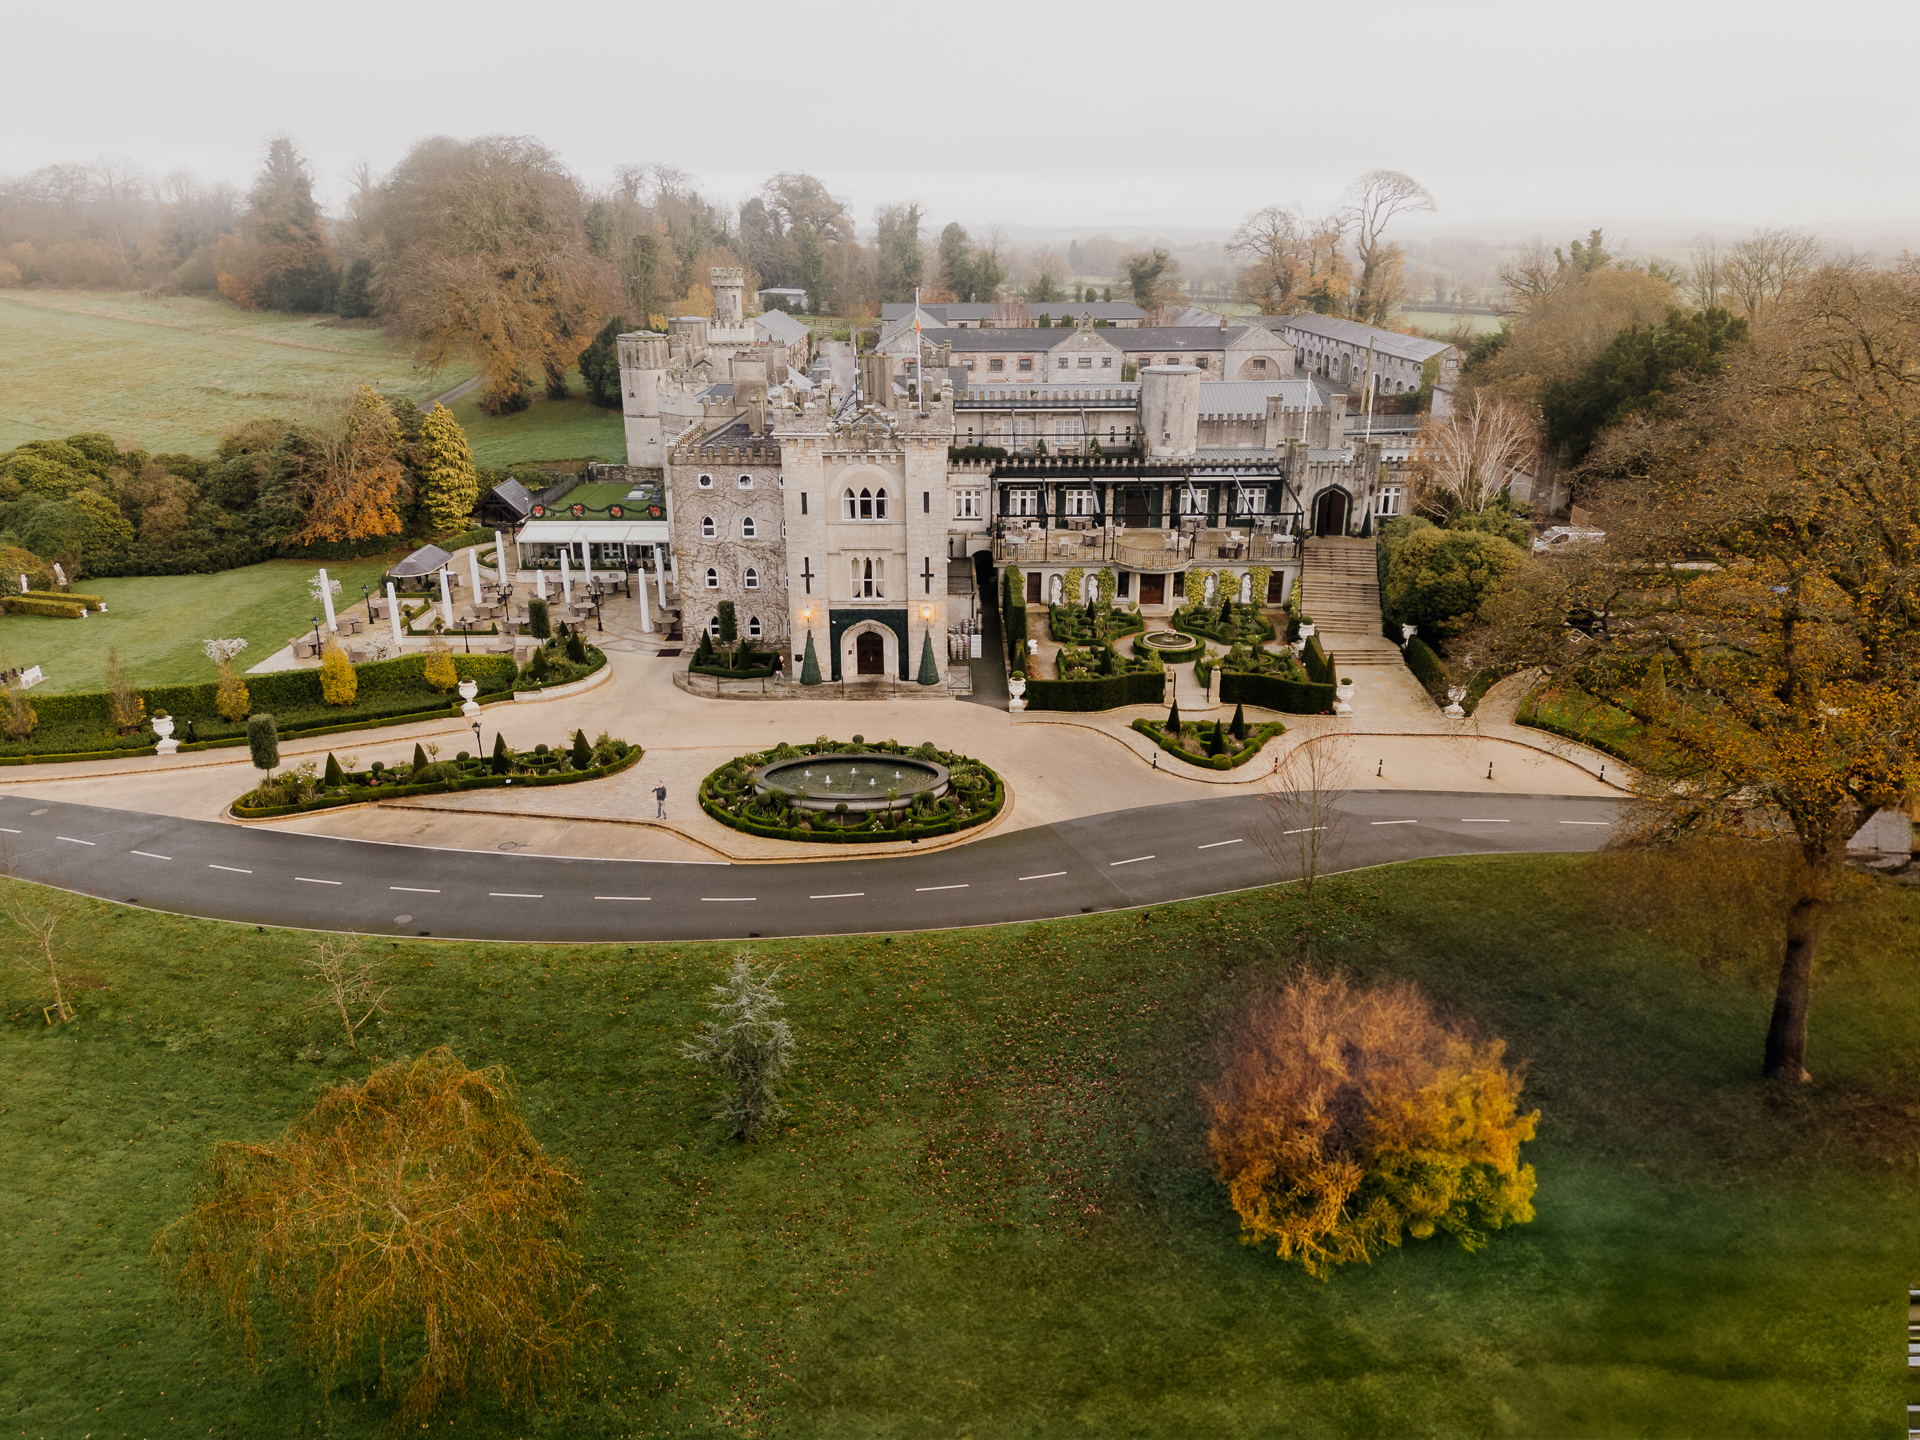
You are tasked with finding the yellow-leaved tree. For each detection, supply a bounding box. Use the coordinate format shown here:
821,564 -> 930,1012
319,639 -> 357,706
155,1048 -> 606,1426
422,637 -> 457,693
418,403 -> 479,534
1205,971 -> 1537,1279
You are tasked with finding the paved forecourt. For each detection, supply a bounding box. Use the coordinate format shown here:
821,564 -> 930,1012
0,789 -> 1619,943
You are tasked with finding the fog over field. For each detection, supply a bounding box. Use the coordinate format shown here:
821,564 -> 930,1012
3,0 -> 1913,242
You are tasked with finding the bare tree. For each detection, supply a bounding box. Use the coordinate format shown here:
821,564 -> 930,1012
0,870 -> 77,1024
1684,236 -> 1728,309
1416,395 -> 1539,514
1495,240 -> 1567,314
1229,204 -> 1346,314
1257,736 -> 1353,962
1723,227 -> 1821,321
302,940 -> 389,1052
1344,170 -> 1434,325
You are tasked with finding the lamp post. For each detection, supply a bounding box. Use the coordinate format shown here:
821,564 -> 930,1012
471,720 -> 482,757
310,615 -> 321,659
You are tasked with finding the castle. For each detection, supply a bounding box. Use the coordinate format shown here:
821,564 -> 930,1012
617,270 -> 1418,685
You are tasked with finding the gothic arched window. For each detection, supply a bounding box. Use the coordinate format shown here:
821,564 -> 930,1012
701,516 -> 716,538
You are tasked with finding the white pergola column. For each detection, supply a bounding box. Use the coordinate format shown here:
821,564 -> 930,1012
386,581 -> 403,651
438,567 -> 454,630
318,567 -> 338,633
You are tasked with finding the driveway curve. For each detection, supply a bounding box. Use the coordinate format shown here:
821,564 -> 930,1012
0,789 -> 1618,943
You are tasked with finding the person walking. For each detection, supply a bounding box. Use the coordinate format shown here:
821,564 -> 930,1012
654,780 -> 667,818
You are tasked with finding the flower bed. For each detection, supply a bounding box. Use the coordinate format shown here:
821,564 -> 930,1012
1131,717 -> 1287,770
1171,602 -> 1275,647
231,733 -> 641,818
1046,601 -> 1145,646
701,736 -> 1006,844
514,643 -> 606,694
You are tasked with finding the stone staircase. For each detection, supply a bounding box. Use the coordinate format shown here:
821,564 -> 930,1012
1300,536 -> 1403,669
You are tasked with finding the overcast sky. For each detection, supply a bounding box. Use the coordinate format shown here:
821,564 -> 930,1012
6,0 -> 1915,246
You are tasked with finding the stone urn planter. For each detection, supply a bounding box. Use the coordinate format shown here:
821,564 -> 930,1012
152,713 -> 178,755
457,677 -> 480,718
1298,621 -> 1316,641
1443,685 -> 1467,719
1333,676 -> 1354,718
1007,674 -> 1027,713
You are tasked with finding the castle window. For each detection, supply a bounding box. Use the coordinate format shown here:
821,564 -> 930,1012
708,616 -> 720,636
955,491 -> 980,519
1241,487 -> 1267,514
1376,486 -> 1403,517
1250,357 -> 1268,372
873,488 -> 888,518
1008,489 -> 1037,517
860,488 -> 873,519
744,566 -> 759,589
1065,489 -> 1094,516
1078,355 -> 1093,369
748,616 -> 762,638
1101,356 -> 1113,368
701,516 -> 716,538
801,493 -> 808,514
852,557 -> 885,598
741,516 -> 757,538
989,359 -> 1004,373
843,489 -> 858,519
1018,358 -> 1034,372
738,474 -> 753,489
697,473 -> 713,488
704,567 -> 719,589
1057,357 -> 1069,369
1196,357 -> 1209,369
962,359 -> 975,371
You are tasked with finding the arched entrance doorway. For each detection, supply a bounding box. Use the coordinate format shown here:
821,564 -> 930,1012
1312,488 -> 1350,537
855,630 -> 885,675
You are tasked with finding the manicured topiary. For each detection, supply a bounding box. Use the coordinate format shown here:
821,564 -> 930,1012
528,596 -> 550,640
412,742 -> 429,773
1166,698 -> 1180,732
570,729 -> 592,769
1230,703 -> 1247,741
323,752 -> 344,788
247,714 -> 278,773
491,732 -> 509,775
565,631 -> 588,664
1207,720 -> 1225,756
800,631 -> 821,685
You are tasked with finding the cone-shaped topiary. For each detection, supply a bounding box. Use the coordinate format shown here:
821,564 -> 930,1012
1208,719 -> 1225,755
570,729 -> 592,769
800,631 -> 822,685
917,630 -> 940,685
491,731 -> 510,775
565,631 -> 588,663
1231,702 -> 1247,741
1166,698 -> 1181,734
527,596 -> 550,640
412,742 -> 429,773
323,752 -> 345,788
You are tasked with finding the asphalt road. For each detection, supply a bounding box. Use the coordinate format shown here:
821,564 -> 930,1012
0,790 -> 1619,943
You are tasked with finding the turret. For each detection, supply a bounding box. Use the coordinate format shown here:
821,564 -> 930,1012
616,331 -> 670,461
1139,364 -> 1202,458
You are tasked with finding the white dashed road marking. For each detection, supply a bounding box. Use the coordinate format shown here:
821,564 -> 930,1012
1460,819 -> 1510,824
209,864 -> 251,874
130,850 -> 171,860
57,837 -> 94,846
1110,855 -> 1155,866
1197,839 -> 1242,849
490,892 -> 543,898
391,886 -> 440,893
916,884 -> 969,892
1371,820 -> 1417,826
1282,827 -> 1326,836
702,897 -> 756,903
296,877 -> 341,885
810,892 -> 864,899
1560,820 -> 1610,825
595,896 -> 651,901
1020,872 -> 1067,881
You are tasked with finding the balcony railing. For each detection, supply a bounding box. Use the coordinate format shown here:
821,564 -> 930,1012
992,521 -> 1301,567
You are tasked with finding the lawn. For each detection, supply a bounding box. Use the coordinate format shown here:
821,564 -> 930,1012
0,554 -> 406,692
1519,680 -> 1649,762
0,290 -> 443,454
1397,307 -> 1506,336
448,365 -> 626,468
2,854 -> 1912,1437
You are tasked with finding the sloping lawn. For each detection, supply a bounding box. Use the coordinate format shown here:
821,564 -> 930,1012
449,366 -> 626,468
1,855 -> 1911,1436
0,554 -> 406,692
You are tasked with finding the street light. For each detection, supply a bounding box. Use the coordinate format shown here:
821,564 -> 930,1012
310,615 -> 321,657
471,719 -> 482,758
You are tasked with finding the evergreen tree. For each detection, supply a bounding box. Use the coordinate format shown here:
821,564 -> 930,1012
412,742 -> 429,774
418,404 -> 480,534
527,596 -> 550,639
1166,698 -> 1181,734
1208,719 -> 1226,755
323,752 -> 345,787
917,629 -> 940,685
570,729 -> 592,769
220,139 -> 337,312
800,631 -> 822,685
247,714 -> 278,773
335,257 -> 375,318
1230,702 -> 1247,741
717,601 -> 737,644
491,731 -> 510,775
577,314 -> 628,409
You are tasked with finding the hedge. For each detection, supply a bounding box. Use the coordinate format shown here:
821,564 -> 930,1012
1170,608 -> 1276,647
20,590 -> 105,607
0,652 -> 516,760
233,743 -> 641,818
1131,718 -> 1287,769
699,741 -> 1006,845
513,646 -> 606,694
3,596 -> 87,618
1220,670 -> 1337,715
1024,669 -> 1166,712
1403,635 -> 1448,704
1046,603 -> 1145,644
1303,635 -> 1335,686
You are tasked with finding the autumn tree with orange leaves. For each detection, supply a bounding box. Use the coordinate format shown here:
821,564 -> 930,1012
1465,258 -> 1920,1082
1206,972 -> 1538,1279
292,386 -> 409,543
155,1048 -> 606,1427
372,137 -> 613,415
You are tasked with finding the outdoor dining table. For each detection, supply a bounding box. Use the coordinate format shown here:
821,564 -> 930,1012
339,616 -> 364,634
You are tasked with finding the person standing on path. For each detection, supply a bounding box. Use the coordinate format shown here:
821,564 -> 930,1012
654,780 -> 667,818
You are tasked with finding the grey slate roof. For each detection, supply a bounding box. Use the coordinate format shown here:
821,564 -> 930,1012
479,478 -> 534,519
1264,313 -> 1455,364
389,543 -> 453,577
881,301 -> 1144,323
1191,447 -> 1287,465
754,309 -> 811,345
936,324 -> 1256,353
1196,380 -> 1321,417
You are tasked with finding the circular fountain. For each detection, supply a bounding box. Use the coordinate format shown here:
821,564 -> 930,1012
751,753 -> 950,815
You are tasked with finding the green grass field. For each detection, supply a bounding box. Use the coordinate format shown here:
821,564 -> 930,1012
0,555 -> 407,692
449,366 -> 626,468
2,855 -> 1912,1437
0,290 -> 443,454
1397,307 -> 1506,336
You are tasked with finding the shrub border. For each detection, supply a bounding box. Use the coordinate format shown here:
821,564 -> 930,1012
1131,718 -> 1286,769
232,744 -> 641,818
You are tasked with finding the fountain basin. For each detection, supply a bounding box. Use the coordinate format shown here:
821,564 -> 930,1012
1140,630 -> 1195,650
753,753 -> 949,814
